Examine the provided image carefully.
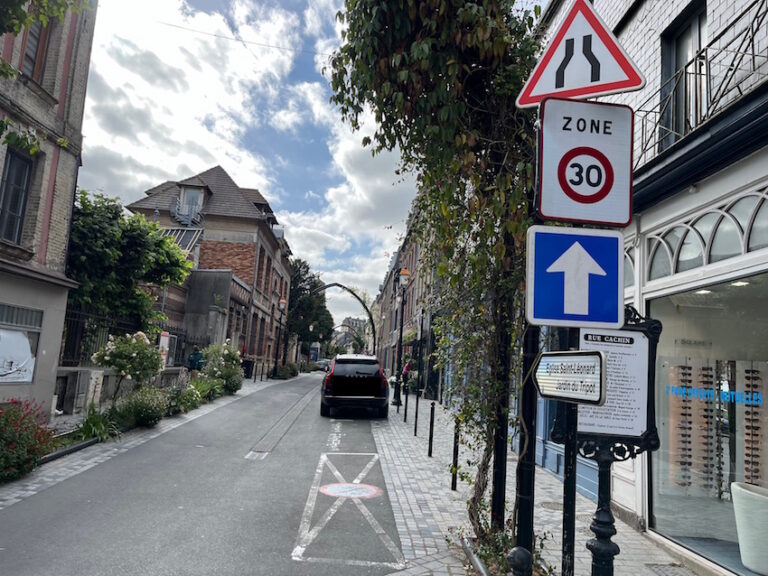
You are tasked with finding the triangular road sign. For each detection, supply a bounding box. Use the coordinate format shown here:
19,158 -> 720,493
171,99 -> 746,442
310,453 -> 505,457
516,0 -> 645,108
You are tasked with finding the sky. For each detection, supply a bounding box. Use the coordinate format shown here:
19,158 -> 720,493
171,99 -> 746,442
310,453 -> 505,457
77,0 -> 417,325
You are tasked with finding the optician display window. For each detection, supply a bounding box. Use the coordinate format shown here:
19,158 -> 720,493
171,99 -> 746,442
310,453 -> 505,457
650,272 -> 768,576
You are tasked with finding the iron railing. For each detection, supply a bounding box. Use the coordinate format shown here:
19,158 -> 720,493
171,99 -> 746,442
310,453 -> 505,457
59,310 -> 141,367
171,198 -> 204,227
634,0 -> 768,169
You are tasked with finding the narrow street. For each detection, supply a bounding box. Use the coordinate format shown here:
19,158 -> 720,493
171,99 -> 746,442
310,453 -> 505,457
0,374 -> 406,576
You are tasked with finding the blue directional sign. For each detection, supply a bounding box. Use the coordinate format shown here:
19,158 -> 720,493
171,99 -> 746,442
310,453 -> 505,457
526,225 -> 624,328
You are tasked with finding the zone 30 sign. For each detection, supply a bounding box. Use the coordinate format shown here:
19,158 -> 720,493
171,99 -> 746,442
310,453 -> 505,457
538,97 -> 633,227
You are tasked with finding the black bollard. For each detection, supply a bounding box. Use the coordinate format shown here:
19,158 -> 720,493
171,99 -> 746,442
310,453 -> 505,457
508,546 -> 533,576
414,386 -> 420,436
428,401 -> 435,457
260,363 -> 264,381
404,385 -> 409,423
451,416 -> 459,491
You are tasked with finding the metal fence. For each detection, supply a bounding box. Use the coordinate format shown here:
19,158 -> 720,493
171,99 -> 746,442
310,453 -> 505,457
59,310 -> 141,367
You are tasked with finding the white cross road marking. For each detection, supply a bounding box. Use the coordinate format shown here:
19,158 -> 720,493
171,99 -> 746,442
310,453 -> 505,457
291,452 -> 406,569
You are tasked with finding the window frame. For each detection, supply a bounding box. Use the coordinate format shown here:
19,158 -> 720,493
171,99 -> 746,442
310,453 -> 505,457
0,150 -> 33,246
18,22 -> 51,84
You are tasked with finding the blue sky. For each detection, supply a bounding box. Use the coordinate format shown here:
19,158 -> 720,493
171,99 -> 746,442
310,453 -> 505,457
78,0 -> 416,323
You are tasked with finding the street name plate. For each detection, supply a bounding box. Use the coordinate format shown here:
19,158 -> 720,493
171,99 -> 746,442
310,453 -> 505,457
534,350 -> 606,405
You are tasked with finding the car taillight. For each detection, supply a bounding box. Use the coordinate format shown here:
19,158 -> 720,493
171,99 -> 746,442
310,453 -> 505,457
379,367 -> 388,392
324,363 -> 335,391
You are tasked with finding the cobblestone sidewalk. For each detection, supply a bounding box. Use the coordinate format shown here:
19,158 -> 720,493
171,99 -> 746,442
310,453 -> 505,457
374,392 -> 695,576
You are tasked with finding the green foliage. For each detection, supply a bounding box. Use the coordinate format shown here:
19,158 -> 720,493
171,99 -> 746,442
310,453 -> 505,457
92,332 -> 163,385
276,362 -> 299,379
124,387 -> 168,428
0,0 -> 89,35
331,0 -> 541,553
166,385 -> 202,415
67,191 -> 192,328
191,376 -> 224,402
0,399 -> 54,483
107,404 -> 135,430
287,258 -> 335,354
74,403 -> 120,442
202,342 -> 243,394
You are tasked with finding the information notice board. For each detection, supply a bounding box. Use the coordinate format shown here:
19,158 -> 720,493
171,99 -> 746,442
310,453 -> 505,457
577,328 -> 649,437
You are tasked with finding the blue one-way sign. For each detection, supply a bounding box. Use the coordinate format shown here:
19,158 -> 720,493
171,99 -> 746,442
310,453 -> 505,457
526,225 -> 624,328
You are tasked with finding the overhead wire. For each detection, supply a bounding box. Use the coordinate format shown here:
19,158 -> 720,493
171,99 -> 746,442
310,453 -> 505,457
156,20 -> 334,58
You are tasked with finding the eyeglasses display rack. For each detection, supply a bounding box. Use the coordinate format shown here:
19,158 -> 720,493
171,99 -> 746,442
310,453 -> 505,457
738,363 -> 763,487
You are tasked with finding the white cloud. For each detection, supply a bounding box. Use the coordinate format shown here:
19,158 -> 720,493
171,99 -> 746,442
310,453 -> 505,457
79,0 -> 301,203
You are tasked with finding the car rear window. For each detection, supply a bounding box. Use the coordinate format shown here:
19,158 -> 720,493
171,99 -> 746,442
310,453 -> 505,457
332,360 -> 380,377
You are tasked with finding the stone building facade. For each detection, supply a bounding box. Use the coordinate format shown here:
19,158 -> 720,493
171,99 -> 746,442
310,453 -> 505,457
0,6 -> 98,415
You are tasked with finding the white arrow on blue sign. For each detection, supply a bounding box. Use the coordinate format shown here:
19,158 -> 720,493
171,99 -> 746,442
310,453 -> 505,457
526,225 -> 624,328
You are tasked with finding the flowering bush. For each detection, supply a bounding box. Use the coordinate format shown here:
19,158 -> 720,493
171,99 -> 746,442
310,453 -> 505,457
0,399 -> 54,483
166,385 -> 202,416
123,387 -> 168,428
91,331 -> 164,404
202,341 -> 244,394
191,375 -> 224,401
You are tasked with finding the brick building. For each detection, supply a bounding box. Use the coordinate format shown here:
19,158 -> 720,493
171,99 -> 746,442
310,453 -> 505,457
0,6 -> 98,415
127,166 -> 292,374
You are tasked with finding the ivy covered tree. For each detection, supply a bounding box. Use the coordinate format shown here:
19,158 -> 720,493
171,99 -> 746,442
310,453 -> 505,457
286,258 -> 335,355
66,191 -> 192,329
330,0 -> 541,560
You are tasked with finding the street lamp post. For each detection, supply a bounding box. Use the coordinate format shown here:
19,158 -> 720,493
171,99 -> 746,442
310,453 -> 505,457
393,267 -> 410,408
272,297 -> 286,378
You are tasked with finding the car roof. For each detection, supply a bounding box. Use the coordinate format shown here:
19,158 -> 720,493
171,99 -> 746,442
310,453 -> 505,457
335,354 -> 377,362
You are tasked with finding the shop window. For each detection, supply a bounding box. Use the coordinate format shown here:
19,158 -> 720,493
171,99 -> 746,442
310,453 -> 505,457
647,187 -> 768,280
676,228 -> 704,272
748,199 -> 768,251
0,303 -> 42,383
710,215 -> 742,262
729,196 -> 759,232
624,249 -> 635,288
649,239 -> 672,280
0,151 -> 32,245
649,271 -> 768,575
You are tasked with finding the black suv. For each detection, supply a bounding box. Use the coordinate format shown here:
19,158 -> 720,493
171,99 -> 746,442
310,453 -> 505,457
320,354 -> 389,418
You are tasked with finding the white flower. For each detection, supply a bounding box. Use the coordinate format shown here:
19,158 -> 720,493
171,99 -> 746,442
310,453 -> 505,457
132,352 -> 137,357
126,374 -> 132,380
120,370 -> 126,376
91,353 -> 98,362
104,355 -> 110,361
108,335 -> 114,342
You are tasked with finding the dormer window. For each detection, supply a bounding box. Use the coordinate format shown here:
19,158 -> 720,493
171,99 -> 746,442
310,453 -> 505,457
180,186 -> 203,216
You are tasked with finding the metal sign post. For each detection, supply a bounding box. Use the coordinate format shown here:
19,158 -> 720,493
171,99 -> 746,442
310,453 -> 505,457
535,345 -> 605,576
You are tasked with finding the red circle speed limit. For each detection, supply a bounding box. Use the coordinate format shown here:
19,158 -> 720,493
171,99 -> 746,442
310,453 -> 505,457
557,146 -> 614,204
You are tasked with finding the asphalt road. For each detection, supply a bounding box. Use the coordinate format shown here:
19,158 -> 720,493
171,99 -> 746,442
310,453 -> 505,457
0,373 -> 403,576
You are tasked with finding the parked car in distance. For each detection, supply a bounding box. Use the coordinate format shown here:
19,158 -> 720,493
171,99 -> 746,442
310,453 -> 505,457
314,359 -> 330,371
320,354 -> 389,418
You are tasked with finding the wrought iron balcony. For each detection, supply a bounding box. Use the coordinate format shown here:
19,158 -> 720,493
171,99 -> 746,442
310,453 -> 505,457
171,198 -> 205,227
634,0 -> 768,169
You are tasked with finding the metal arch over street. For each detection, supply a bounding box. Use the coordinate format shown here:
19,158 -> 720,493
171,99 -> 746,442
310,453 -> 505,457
310,283 -> 376,354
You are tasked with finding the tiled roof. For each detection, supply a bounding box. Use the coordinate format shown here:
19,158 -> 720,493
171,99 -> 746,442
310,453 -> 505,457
127,166 -> 270,222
